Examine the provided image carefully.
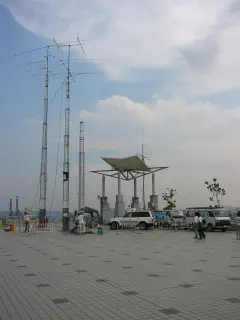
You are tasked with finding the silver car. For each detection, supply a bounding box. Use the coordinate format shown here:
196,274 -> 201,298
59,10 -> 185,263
108,210 -> 155,230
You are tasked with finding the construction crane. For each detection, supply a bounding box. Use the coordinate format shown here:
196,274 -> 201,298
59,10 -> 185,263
78,121 -> 85,213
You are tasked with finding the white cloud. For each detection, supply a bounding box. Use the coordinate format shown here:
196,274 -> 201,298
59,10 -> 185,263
3,0 -> 240,211
3,94 -> 240,210
3,0 -> 240,94
70,95 -> 240,209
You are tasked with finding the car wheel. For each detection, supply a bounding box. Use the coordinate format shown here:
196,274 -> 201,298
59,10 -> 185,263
222,228 -> 226,232
111,222 -> 119,230
208,223 -> 214,232
139,222 -> 147,230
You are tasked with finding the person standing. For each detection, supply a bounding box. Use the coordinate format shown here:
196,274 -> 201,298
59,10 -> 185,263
76,214 -> 86,234
194,212 -> 199,239
155,212 -> 160,228
44,215 -> 48,228
24,210 -> 31,233
235,211 -> 240,240
198,214 -> 206,240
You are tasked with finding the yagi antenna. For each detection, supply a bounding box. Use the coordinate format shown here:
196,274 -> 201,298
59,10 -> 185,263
13,40 -> 88,57
77,35 -> 86,55
53,38 -> 63,56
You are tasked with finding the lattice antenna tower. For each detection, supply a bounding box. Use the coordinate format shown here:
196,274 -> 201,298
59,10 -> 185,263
39,46 -> 50,219
52,37 -> 86,230
14,44 -> 57,219
14,42 -> 82,219
78,121 -> 85,213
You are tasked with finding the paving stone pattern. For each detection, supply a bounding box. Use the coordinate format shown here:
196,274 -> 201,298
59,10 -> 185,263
1,228 -> 240,319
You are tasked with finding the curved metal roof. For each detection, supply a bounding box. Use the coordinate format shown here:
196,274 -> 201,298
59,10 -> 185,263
102,155 -> 149,171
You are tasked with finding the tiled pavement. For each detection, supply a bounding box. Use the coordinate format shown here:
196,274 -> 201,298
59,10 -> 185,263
0,228 -> 240,320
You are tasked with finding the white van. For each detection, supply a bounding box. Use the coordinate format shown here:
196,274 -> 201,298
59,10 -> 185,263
185,207 -> 231,232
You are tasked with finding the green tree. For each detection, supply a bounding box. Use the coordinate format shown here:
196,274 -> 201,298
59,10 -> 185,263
205,178 -> 226,207
162,188 -> 177,210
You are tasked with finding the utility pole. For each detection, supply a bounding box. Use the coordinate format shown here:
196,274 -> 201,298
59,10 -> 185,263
78,121 -> 85,213
39,46 -> 49,220
62,45 -> 71,231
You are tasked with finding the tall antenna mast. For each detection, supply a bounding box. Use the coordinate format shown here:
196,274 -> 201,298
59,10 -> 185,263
51,37 -> 96,230
39,46 -> 49,220
141,125 -> 146,209
137,126 -> 150,209
62,45 -> 71,230
78,121 -> 85,213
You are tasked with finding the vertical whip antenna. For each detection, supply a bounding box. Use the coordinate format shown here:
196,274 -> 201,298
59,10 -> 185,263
78,121 -> 85,213
137,125 -> 150,209
141,125 -> 146,209
39,46 -> 49,220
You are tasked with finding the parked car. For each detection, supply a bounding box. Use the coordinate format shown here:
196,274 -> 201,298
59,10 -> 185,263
185,207 -> 231,232
108,210 -> 155,230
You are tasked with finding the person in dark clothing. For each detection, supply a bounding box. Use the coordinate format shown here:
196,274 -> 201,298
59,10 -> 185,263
197,212 -> 206,239
44,215 -> 48,227
74,211 -> 78,228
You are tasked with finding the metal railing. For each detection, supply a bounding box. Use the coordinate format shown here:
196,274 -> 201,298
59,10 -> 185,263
0,216 -> 56,236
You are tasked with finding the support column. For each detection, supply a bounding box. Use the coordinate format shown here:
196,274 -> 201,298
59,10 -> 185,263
118,171 -> 121,196
102,175 -> 106,198
115,171 -> 125,217
148,173 -> 158,210
131,178 -> 140,209
152,173 -> 155,195
134,178 -> 137,198
100,175 -> 109,224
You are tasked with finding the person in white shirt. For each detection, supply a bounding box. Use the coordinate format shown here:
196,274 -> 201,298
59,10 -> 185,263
76,214 -> 86,234
235,212 -> 240,240
194,213 -> 199,239
24,210 -> 31,233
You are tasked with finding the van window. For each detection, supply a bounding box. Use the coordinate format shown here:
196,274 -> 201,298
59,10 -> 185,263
208,211 -> 214,218
199,209 -> 206,216
214,210 -> 228,217
132,211 -> 150,218
186,211 -> 194,217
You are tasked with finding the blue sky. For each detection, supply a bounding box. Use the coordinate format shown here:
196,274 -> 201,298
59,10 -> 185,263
1,0 -> 240,211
